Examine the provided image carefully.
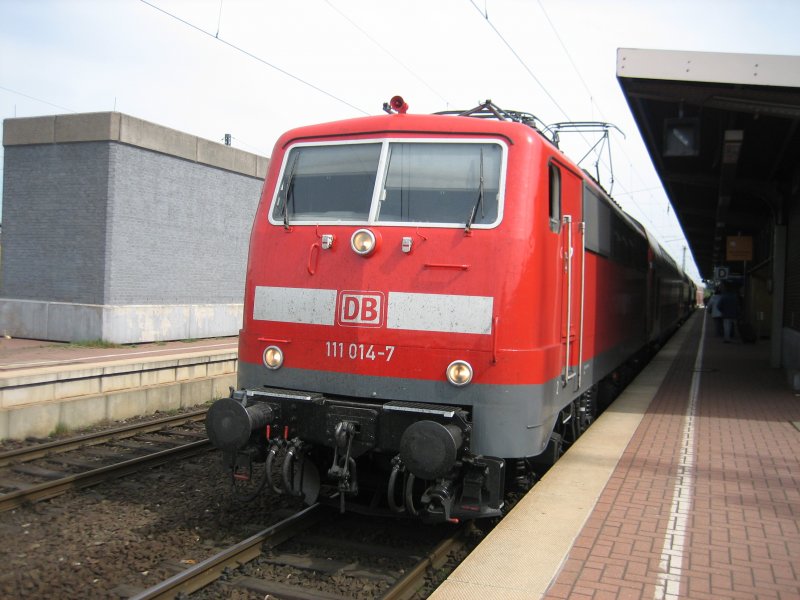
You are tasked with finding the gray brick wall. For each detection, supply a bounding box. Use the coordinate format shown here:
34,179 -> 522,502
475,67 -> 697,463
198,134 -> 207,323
105,143 -> 261,305
1,140 -> 262,307
1,143 -> 109,304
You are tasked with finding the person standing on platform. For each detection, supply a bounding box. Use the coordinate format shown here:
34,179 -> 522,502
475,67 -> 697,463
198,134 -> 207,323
708,287 -> 723,336
718,284 -> 739,343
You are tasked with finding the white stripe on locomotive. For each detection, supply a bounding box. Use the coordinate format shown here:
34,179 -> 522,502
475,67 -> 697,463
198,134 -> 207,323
253,286 -> 493,335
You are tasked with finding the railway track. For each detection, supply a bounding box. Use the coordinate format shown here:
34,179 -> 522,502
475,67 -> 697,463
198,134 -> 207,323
130,503 -> 469,600
0,409 -> 212,512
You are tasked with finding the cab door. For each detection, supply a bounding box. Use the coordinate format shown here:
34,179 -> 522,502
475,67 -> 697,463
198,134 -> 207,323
552,161 -> 585,391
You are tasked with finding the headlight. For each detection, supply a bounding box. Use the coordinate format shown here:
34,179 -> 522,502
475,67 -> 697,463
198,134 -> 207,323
351,229 -> 377,256
263,345 -> 284,370
446,360 -> 473,386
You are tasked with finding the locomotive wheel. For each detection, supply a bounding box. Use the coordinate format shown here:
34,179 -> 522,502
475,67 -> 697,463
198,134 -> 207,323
577,387 -> 597,434
555,392 -> 598,448
557,401 -> 578,446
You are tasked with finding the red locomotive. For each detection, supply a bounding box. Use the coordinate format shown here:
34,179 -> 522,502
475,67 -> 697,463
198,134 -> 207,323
206,98 -> 694,522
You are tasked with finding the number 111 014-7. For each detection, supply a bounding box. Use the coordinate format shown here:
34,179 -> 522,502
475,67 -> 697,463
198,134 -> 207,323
325,342 -> 395,362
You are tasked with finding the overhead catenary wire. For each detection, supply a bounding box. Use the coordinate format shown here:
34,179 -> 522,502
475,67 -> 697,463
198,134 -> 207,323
532,6 -> 684,207
532,1 -> 695,272
323,0 -> 451,107
139,0 -> 370,116
612,186 -> 665,197
467,0 -> 620,192
468,0 -> 572,123
536,0 -> 600,120
0,85 -> 77,114
468,1 -> 687,265
230,135 -> 270,156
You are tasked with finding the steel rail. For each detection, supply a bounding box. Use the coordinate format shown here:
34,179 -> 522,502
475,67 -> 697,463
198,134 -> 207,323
0,408 -> 208,468
0,438 -> 212,512
130,503 -> 323,600
380,523 -> 468,600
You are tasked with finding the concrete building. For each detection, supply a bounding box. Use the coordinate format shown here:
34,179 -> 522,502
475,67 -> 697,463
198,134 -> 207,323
1,112 -> 268,343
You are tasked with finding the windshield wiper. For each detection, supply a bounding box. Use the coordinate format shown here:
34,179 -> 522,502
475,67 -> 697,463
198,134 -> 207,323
280,153 -> 300,230
465,148 -> 485,233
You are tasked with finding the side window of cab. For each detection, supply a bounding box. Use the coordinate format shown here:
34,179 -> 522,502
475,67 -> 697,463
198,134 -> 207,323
549,162 -> 561,233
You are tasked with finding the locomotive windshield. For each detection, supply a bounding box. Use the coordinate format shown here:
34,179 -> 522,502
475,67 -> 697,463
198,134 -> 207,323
271,140 -> 504,228
273,143 -> 382,223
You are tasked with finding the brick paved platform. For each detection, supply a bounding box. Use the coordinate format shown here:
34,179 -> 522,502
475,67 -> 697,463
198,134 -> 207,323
433,311 -> 800,599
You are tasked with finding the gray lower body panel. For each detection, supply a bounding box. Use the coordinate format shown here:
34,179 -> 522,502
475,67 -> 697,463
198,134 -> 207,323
242,362 -> 576,459
237,338 -> 646,459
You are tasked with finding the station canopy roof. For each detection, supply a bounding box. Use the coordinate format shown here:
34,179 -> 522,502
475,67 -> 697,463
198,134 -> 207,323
617,48 -> 800,281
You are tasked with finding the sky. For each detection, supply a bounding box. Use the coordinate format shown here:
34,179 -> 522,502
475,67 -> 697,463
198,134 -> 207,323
2,0 -> 800,284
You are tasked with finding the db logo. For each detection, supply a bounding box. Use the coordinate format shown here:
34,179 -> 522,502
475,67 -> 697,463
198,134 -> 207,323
337,291 -> 384,327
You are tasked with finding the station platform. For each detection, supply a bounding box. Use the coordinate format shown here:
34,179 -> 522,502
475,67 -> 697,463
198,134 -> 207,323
432,310 -> 800,599
0,337 -> 238,441
0,336 -> 238,372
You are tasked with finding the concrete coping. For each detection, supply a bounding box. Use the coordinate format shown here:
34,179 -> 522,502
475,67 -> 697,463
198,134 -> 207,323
2,111 -> 269,179
0,349 -> 239,389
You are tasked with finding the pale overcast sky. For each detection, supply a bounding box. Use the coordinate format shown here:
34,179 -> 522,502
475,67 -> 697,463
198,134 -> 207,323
2,0 -> 799,282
